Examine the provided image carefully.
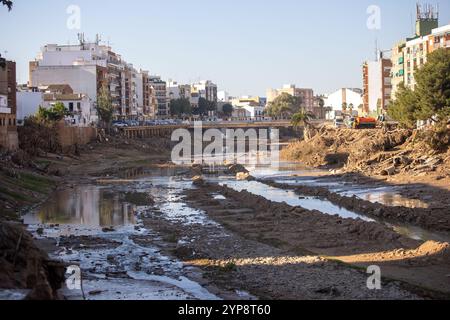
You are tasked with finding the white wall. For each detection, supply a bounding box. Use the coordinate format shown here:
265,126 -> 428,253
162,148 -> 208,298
17,92 -> 44,123
368,61 -> 382,112
39,44 -> 108,68
324,89 -> 363,111
218,91 -> 229,102
31,65 -> 98,101
135,73 -> 144,108
242,106 -> 264,118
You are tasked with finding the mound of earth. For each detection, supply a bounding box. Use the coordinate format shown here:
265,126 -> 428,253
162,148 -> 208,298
282,127 -> 450,178
0,222 -> 66,300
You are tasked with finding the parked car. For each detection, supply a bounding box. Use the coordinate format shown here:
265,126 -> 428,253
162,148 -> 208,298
334,117 -> 345,128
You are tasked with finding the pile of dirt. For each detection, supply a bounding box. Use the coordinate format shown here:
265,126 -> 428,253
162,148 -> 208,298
282,127 -> 450,178
0,222 -> 66,300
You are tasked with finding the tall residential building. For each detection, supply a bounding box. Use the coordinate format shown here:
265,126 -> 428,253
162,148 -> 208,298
362,54 -> 392,114
141,71 -> 157,119
391,40 -> 407,99
392,24 -> 450,96
390,5 -> 449,98
266,84 -> 315,112
0,57 -> 19,150
149,76 -> 168,118
29,35 -> 149,120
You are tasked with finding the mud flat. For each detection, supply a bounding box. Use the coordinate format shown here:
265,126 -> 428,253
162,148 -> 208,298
141,183 -> 420,300
21,181 -> 237,300
183,182 -> 450,298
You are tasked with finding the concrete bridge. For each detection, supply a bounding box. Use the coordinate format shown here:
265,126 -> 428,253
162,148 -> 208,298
119,121 -> 299,139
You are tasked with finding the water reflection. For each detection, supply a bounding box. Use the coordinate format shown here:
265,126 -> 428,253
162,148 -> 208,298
25,186 -> 136,227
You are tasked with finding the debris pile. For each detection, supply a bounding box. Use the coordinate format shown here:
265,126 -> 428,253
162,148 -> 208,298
282,127 -> 450,178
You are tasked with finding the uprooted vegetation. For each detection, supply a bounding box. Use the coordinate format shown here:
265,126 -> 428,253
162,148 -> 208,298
282,127 -> 450,177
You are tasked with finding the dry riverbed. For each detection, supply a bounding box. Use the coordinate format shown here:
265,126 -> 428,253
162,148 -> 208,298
2,138 -> 450,300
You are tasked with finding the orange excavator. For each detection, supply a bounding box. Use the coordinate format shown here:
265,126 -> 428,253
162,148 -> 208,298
348,116 -> 377,129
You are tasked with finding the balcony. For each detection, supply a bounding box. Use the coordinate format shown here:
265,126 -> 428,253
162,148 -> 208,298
0,107 -> 11,114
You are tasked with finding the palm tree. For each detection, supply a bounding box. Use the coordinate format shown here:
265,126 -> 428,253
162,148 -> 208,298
291,109 -> 316,141
349,103 -> 354,115
2,0 -> 13,11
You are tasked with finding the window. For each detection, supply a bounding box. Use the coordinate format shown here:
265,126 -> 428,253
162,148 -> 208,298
77,102 -> 81,110
69,102 -> 74,112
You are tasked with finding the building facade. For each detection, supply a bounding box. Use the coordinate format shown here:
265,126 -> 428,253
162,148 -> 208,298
192,80 -> 218,103
390,6 -> 449,98
0,57 -> 18,150
267,84 -> 315,112
362,56 -> 392,114
29,36 -> 154,122
149,76 -> 168,118
324,88 -> 363,113
391,24 -> 450,97
17,85 -> 98,126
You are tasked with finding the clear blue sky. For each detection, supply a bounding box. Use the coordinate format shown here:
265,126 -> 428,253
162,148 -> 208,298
1,0 -> 449,96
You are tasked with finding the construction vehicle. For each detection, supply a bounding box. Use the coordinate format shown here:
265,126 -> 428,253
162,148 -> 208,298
347,116 -> 377,129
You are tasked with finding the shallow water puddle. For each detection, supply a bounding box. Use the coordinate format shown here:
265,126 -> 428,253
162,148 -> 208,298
23,186 -> 136,227
245,161 -> 428,209
219,180 -> 450,242
220,180 -> 374,222
24,180 -> 220,300
271,177 -> 429,209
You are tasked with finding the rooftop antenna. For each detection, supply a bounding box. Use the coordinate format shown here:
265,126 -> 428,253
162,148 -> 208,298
77,33 -> 85,46
374,38 -> 379,61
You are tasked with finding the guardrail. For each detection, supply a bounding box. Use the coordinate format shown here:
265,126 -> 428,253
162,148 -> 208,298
118,121 -> 299,139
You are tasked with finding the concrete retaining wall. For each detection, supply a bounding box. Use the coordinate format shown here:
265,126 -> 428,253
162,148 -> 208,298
0,126 -> 19,151
57,122 -> 97,148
